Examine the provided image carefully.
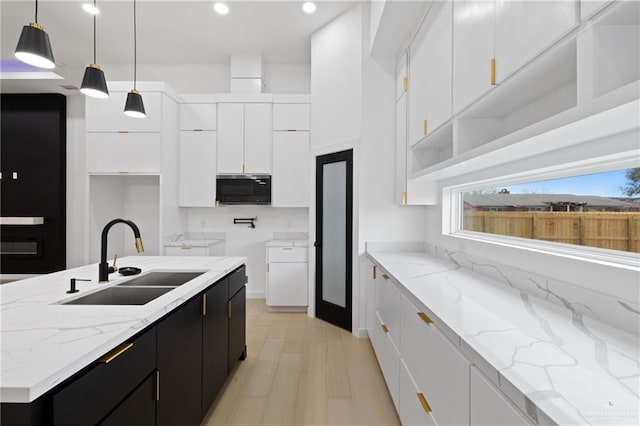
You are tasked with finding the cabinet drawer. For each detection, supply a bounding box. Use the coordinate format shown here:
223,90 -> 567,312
180,103 -> 217,130
373,310 -> 400,410
87,132 -> 162,173
400,294 -> 470,426
399,358 -> 436,426
267,247 -> 308,262
53,329 -> 156,425
228,265 -> 247,297
267,262 -> 308,306
164,245 -> 212,256
470,366 -> 531,425
273,104 -> 310,131
375,268 -> 401,350
86,91 -> 162,132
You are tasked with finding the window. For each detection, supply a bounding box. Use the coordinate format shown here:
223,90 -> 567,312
446,163 -> 640,266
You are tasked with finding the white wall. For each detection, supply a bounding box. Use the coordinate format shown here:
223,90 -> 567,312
186,207 -> 309,298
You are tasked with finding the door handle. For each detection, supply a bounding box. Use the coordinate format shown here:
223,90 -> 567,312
314,241 -> 321,248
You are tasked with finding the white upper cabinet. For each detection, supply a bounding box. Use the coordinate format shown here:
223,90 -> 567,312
453,0 -> 495,114
86,132 -> 162,173
180,103 -> 217,131
217,103 -> 245,174
408,0 -> 453,145
244,103 -> 272,174
86,91 -> 162,132
179,131 -> 216,207
272,132 -> 309,207
273,104 -> 310,131
494,0 -> 578,83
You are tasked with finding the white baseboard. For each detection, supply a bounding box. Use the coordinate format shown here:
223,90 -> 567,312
247,291 -> 265,299
357,328 -> 369,338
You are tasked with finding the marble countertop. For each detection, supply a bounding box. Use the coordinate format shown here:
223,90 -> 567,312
367,249 -> 639,426
0,255 -> 246,403
163,232 -> 224,247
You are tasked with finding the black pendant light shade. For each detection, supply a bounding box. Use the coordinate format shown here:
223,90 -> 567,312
124,89 -> 146,118
15,22 -> 55,69
81,64 -> 109,98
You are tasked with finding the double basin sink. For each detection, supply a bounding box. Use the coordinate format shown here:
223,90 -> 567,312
63,272 -> 204,305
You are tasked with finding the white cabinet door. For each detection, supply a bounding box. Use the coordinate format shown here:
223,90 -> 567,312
399,359 -> 436,426
273,104 -> 310,131
376,271 -> 402,350
400,294 -> 470,426
495,0 -> 578,83
373,311 -> 400,410
408,14 -> 429,146
395,93 -> 407,205
244,103 -> 272,174
470,366 -> 531,426
267,262 -> 308,306
86,91 -> 162,132
179,131 -> 216,207
424,0 -> 453,132
396,51 -> 408,101
272,132 -> 310,207
268,247 -> 307,263
366,260 -> 377,339
180,103 -> 217,131
453,0 -> 495,113
86,132 -> 162,173
217,103 -> 244,174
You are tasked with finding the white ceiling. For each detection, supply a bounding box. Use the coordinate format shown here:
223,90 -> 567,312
1,0 -> 356,67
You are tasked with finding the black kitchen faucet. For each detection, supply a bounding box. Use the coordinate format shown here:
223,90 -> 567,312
99,218 -> 144,282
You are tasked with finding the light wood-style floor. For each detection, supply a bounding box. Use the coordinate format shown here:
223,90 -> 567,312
201,299 -> 400,426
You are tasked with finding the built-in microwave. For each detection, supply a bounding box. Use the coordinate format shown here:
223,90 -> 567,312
216,175 -> 271,205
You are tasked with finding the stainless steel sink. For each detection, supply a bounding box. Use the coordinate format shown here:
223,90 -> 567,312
62,286 -> 174,305
115,271 -> 204,287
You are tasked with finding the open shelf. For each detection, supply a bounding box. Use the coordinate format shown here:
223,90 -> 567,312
455,37 -> 577,155
88,175 -> 161,263
591,0 -> 640,99
410,121 -> 453,173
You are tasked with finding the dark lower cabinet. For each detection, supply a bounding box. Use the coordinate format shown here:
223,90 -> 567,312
229,286 -> 247,372
99,372 -> 157,426
1,266 -> 247,426
156,296 -> 203,426
202,279 -> 229,417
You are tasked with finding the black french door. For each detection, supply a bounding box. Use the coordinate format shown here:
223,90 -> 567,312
314,149 -> 353,332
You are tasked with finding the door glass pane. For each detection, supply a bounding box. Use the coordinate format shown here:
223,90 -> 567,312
322,161 -> 347,307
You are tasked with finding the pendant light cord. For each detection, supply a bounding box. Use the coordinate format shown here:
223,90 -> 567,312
35,0 -> 38,23
93,0 -> 97,64
133,0 -> 137,90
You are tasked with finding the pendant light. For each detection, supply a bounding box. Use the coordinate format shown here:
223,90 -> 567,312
124,0 -> 145,118
81,0 -> 109,99
14,0 -> 55,69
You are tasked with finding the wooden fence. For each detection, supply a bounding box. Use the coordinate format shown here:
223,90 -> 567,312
463,211 -> 640,253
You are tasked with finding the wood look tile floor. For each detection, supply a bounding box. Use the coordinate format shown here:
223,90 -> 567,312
201,299 -> 400,426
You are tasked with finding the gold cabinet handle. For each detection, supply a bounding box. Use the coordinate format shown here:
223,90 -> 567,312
99,342 -> 133,363
156,370 -> 160,401
227,300 -> 232,318
403,77 -> 408,92
202,294 -> 207,316
402,191 -> 407,206
491,58 -> 496,85
382,274 -> 390,280
381,324 -> 389,333
373,265 -> 377,280
417,312 -> 433,324
282,247 -> 293,250
193,128 -> 203,132
417,393 -> 432,412
242,164 -> 245,174
423,119 -> 428,136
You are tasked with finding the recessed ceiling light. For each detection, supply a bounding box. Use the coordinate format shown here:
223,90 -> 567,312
82,3 -> 100,15
302,2 -> 316,14
214,3 -> 229,15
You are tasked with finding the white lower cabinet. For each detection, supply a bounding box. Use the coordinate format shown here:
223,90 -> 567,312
470,366 -> 531,426
373,310 -> 400,409
376,269 -> 402,349
266,246 -> 308,308
399,358 -> 436,426
86,132 -> 162,173
401,294 -> 471,426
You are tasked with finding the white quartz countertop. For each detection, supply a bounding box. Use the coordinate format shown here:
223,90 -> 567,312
265,240 -> 309,248
0,255 -> 246,403
367,250 -> 639,426
163,239 -> 223,247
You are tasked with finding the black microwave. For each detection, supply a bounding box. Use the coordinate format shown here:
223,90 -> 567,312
216,175 -> 271,205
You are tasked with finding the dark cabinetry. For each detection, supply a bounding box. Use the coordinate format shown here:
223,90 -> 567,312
202,278 -> 229,417
99,372 -> 157,426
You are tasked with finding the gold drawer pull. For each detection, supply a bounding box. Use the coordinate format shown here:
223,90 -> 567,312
99,342 -> 133,363
381,324 -> 389,333
403,77 -> 408,92
156,370 -> 160,401
417,312 -> 433,324
373,265 -> 377,279
382,274 -> 390,280
227,300 -> 232,318
202,294 -> 207,316
417,393 -> 432,412
491,58 -> 496,85
193,128 -> 203,132
423,119 -> 428,136
282,247 -> 293,250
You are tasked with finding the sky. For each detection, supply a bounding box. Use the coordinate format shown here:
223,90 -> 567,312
500,169 -> 634,197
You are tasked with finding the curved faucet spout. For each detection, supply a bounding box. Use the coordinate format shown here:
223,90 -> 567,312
99,218 -> 144,282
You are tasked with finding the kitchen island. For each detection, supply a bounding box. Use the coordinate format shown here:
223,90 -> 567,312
0,256 -> 247,425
